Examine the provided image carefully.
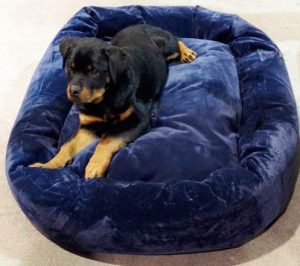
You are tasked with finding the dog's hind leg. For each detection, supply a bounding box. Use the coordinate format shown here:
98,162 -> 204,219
177,41 -> 197,63
149,28 -> 197,63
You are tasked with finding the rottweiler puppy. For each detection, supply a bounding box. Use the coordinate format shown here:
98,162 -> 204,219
31,24 -> 197,179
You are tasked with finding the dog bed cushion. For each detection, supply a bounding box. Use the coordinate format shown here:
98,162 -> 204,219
6,6 -> 299,254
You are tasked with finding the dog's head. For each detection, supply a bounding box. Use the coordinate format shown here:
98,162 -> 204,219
59,37 -> 134,107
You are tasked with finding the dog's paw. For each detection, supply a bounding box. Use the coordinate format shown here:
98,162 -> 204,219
84,158 -> 110,179
180,47 -> 197,63
29,162 -> 61,169
30,162 -> 47,168
178,41 -> 197,64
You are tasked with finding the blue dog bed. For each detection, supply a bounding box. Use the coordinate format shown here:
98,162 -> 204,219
6,6 -> 299,254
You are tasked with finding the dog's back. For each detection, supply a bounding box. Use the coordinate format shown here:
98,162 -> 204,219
112,24 -> 170,103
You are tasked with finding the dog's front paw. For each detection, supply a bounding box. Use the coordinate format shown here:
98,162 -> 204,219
29,162 -> 62,169
85,158 -> 110,179
30,162 -> 48,168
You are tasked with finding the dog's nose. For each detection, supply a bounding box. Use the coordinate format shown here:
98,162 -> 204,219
70,85 -> 81,96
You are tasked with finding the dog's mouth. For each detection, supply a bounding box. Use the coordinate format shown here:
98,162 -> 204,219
67,85 -> 105,104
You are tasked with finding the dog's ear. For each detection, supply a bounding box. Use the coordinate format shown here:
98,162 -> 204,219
59,37 -> 79,68
103,46 -> 132,85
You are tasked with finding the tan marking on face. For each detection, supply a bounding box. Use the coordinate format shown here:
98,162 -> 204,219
166,52 -> 179,61
90,88 -> 105,103
76,87 -> 105,104
66,84 -> 72,101
67,84 -> 105,104
87,64 -> 93,70
70,62 -> 75,68
85,136 -> 126,178
79,87 -> 91,102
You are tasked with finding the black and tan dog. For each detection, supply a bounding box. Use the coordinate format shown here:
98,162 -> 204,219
31,24 -> 197,179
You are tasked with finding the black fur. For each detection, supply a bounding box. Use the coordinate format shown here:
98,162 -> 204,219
60,24 -> 180,142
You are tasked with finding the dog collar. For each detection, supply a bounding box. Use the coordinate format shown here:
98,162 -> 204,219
80,106 -> 134,125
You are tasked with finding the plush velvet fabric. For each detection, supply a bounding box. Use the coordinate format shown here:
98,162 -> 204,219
6,6 -> 299,254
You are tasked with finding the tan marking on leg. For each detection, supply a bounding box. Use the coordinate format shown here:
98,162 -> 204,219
178,41 -> 197,63
30,129 -> 97,169
85,137 -> 126,179
166,52 -> 179,61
